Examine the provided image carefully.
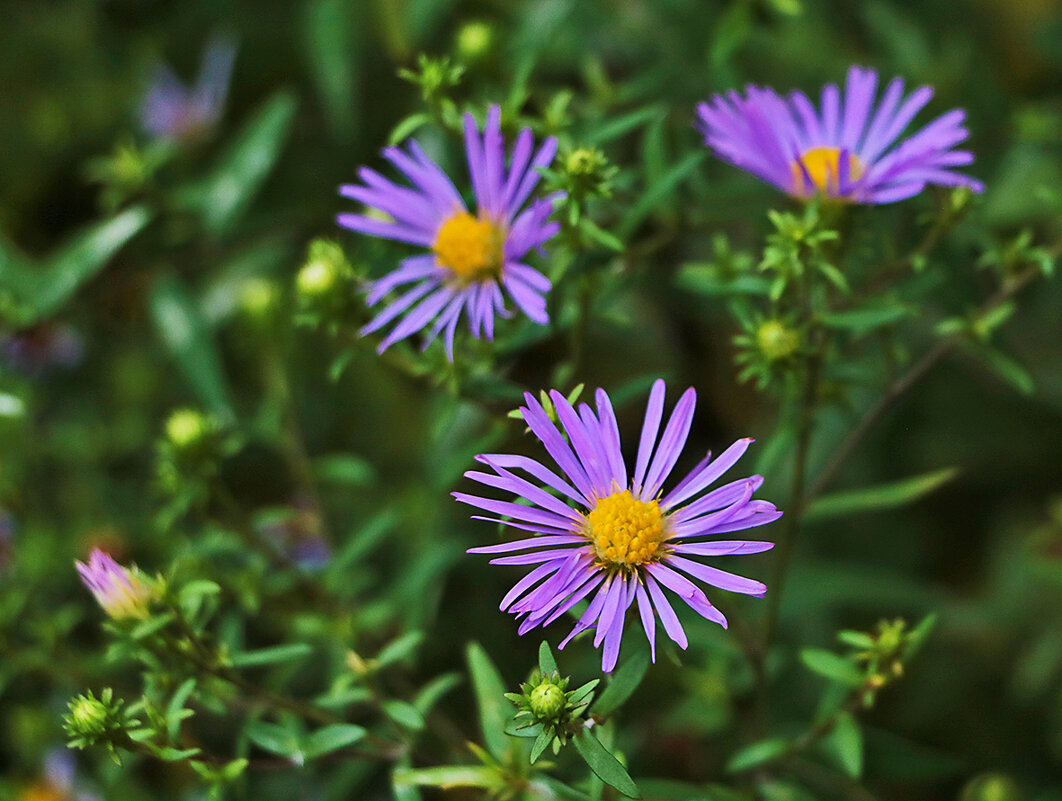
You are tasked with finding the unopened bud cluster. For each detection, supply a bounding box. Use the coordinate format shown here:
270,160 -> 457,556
156,408 -> 234,498
64,688 -> 128,750
295,239 -> 359,324
505,668 -> 599,762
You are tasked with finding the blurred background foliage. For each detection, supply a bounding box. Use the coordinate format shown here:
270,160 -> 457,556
2,0 -> 1062,799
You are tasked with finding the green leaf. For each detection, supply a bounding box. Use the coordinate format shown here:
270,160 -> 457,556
149,273 -> 235,421
302,0 -> 357,139
393,765 -> 502,790
799,649 -> 864,687
389,112 -> 432,145
505,719 -> 544,738
585,104 -> 664,146
617,152 -> 705,239
383,699 -> 425,731
530,726 -> 553,763
246,721 -> 300,758
229,642 -> 313,668
820,304 -> 911,333
975,347 -> 1035,395
375,631 -> 424,668
592,649 -> 649,717
301,723 -> 366,759
806,468 -> 960,521
905,613 -> 937,661
27,206 -> 152,322
0,392 -> 25,418
572,729 -> 640,798
413,672 -> 462,715
538,640 -> 558,675
725,737 -> 790,773
465,642 -> 511,761
821,712 -> 863,778
198,92 -> 297,234
676,265 -> 770,297
166,678 -> 197,743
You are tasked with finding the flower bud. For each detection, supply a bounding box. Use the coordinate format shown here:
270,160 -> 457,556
71,696 -> 109,737
238,277 -> 280,323
960,773 -> 1020,801
456,21 -> 492,62
165,408 -> 211,452
529,681 -> 566,720
75,549 -> 156,620
756,320 -> 800,361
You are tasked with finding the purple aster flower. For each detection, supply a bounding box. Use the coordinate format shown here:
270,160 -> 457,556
1,323 -> 84,376
456,379 -> 781,672
75,549 -> 155,620
337,105 -> 562,359
695,65 -> 985,204
140,35 -> 236,142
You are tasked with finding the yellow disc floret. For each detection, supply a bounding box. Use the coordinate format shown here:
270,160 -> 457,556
585,490 -> 667,569
791,146 -> 865,195
433,212 -> 505,283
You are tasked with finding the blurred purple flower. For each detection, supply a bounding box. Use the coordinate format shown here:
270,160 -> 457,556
255,501 -> 331,571
696,65 -> 984,203
1,323 -> 83,376
20,748 -> 101,801
457,379 -> 780,672
338,105 -> 562,359
0,509 -> 13,575
140,35 -> 236,142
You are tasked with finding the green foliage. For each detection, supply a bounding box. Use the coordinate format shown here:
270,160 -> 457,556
3,3 -> 1062,801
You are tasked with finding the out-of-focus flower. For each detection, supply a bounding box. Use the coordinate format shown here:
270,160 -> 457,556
75,549 -> 156,620
0,509 -> 13,575
140,36 -> 236,142
457,379 -> 780,672
696,65 -> 984,204
1,323 -> 84,376
19,748 -> 100,801
338,105 -> 562,359
255,500 -> 331,571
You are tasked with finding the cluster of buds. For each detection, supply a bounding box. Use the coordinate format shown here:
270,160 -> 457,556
294,239 -> 359,327
733,312 -> 803,390
398,54 -> 464,111
75,549 -> 158,621
63,688 -> 134,763
839,615 -> 935,705
155,407 -> 234,499
505,669 -> 599,763
541,146 -> 618,230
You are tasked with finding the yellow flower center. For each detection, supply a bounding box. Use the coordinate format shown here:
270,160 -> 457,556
432,212 -> 504,283
585,490 -> 667,569
791,146 -> 865,194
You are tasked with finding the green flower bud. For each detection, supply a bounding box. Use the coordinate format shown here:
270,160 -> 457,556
69,695 -> 110,736
529,681 -> 565,720
756,320 -> 800,361
960,774 -> 1021,801
238,278 -> 280,322
456,21 -> 492,62
165,408 -> 211,452
297,259 -> 336,299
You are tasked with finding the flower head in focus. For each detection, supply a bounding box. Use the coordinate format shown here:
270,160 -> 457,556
75,549 -> 156,620
696,65 -> 984,204
338,105 -> 562,359
140,35 -> 236,142
457,379 -> 780,672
